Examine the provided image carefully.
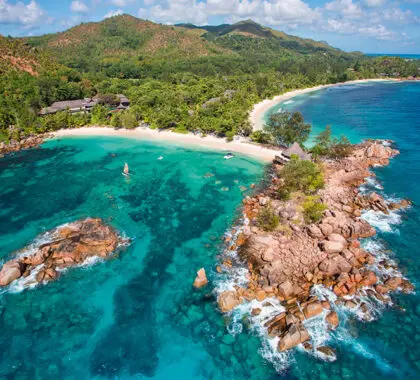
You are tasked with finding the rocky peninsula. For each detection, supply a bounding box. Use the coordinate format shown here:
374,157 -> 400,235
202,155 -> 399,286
0,218 -> 129,288
216,140 -> 413,357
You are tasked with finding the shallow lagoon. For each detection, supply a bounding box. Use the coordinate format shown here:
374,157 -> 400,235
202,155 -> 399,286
0,136 -> 273,379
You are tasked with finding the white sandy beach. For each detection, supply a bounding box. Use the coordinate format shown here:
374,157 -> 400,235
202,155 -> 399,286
53,79 -> 399,163
249,78 -> 398,131
53,126 -> 282,162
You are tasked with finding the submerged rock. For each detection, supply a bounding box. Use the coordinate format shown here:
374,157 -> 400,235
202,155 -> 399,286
316,346 -> 337,361
0,218 -> 128,288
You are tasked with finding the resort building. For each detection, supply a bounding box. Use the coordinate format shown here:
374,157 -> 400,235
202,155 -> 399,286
39,94 -> 130,116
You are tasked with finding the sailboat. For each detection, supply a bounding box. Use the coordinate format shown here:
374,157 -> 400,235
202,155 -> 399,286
122,162 -> 130,177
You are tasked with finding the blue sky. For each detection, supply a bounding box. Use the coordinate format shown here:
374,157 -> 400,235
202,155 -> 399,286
0,0 -> 419,53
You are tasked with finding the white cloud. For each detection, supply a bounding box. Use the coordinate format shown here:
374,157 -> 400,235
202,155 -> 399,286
364,0 -> 386,7
138,0 -> 418,42
322,17 -> 404,41
104,9 -> 124,18
358,24 -> 398,40
381,8 -> 419,23
70,1 -> 89,14
0,0 -> 46,27
109,0 -> 133,6
324,18 -> 357,34
325,0 -> 363,19
143,0 -> 321,28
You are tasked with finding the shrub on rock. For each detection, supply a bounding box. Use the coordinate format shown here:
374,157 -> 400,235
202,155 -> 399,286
256,203 -> 280,232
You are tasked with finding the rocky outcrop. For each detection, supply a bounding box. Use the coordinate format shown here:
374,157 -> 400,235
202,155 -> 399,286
278,323 -> 310,352
193,268 -> 208,288
303,301 -> 323,319
218,290 -> 243,313
0,134 -> 46,156
325,311 -> 339,329
0,262 -> 23,286
354,192 -> 411,214
0,218 -> 128,288
216,140 -> 413,354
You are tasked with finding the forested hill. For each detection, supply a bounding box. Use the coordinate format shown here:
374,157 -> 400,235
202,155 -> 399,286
24,15 -> 230,76
0,36 -> 60,76
24,15 -> 358,78
177,19 -> 350,56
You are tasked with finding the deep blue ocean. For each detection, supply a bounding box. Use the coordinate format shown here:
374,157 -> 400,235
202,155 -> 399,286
367,54 -> 420,60
0,81 -> 419,379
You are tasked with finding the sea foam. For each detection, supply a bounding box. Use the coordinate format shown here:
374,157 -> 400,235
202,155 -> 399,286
361,209 -> 401,233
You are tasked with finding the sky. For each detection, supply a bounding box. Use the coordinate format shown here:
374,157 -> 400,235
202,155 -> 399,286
0,0 -> 419,53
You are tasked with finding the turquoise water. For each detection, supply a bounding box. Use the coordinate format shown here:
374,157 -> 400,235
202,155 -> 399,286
1,82 -> 420,380
264,81 -> 420,378
0,136 -> 275,379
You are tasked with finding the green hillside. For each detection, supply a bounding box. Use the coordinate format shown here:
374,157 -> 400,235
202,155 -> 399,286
25,16 -> 359,79
179,19 -> 346,55
25,15 -> 230,76
0,36 -> 60,76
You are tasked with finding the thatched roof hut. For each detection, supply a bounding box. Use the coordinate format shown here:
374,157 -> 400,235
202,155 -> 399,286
282,142 -> 312,161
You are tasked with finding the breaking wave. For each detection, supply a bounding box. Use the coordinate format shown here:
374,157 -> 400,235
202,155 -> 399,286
361,209 -> 402,233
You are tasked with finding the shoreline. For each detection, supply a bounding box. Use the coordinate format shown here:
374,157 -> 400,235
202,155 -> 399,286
249,78 -> 399,131
52,127 -> 283,163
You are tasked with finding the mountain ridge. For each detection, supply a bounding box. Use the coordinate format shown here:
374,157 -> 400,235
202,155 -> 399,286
22,15 -> 358,76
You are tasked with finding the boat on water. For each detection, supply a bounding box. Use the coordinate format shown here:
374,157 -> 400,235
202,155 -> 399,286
122,162 -> 130,177
224,153 -> 234,160
158,156 -> 164,160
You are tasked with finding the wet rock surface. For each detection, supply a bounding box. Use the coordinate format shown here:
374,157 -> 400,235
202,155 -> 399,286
0,218 -> 128,288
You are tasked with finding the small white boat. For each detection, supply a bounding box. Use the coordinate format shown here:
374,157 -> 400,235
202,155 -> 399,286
122,162 -> 130,177
224,153 -> 234,160
158,156 -> 164,160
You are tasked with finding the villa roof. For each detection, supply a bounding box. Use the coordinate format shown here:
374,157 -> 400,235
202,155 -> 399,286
283,142 -> 312,160
39,94 -> 130,116
49,100 -> 85,110
117,94 -> 130,104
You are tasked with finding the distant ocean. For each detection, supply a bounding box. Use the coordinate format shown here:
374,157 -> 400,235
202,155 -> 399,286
367,53 -> 420,60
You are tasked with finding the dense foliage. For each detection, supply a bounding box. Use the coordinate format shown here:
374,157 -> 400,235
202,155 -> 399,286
0,16 -> 418,142
263,111 -> 311,146
277,156 -> 325,199
311,125 -> 353,158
